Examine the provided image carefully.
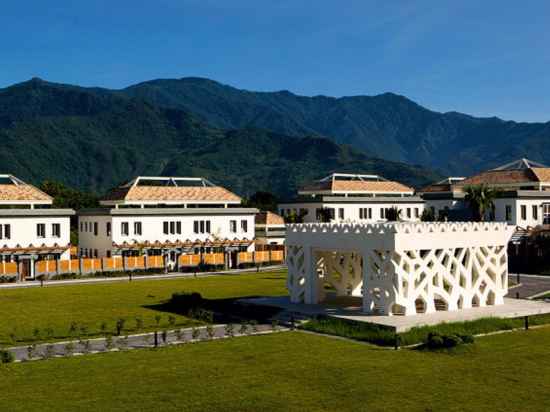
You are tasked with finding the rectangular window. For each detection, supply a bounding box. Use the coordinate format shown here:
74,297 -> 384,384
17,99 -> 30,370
84,222 -> 88,232
193,221 -> 199,234
93,222 -> 98,236
121,222 -> 129,236
206,221 -> 211,233
338,208 -> 344,220
521,205 -> 527,220
533,205 -> 538,220
52,223 -> 61,238
0,225 -> 2,239
163,221 -> 169,235
5,224 -> 11,239
169,221 -> 175,235
134,221 -> 142,235
380,208 -> 385,219
230,220 -> 237,233
176,221 -> 181,234
406,208 -> 411,219
80,222 -> 84,232
199,221 -> 205,233
359,208 -> 364,219
241,220 -> 248,232
106,222 -> 112,237
415,208 -> 419,218
505,205 -> 512,221
37,223 -> 46,238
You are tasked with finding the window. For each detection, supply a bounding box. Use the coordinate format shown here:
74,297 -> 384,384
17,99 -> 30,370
176,221 -> 181,234
52,223 -> 61,238
193,221 -> 199,234
241,220 -> 248,232
84,222 -> 88,232
505,205 -> 512,221
544,204 -> 550,224
200,221 -> 205,233
106,250 -> 112,258
406,208 -> 411,219
521,205 -> 527,220
338,208 -> 344,220
106,222 -> 111,236
169,221 -> 175,235
533,205 -> 538,220
4,224 -> 9,239
230,220 -> 237,233
94,249 -> 98,258
37,223 -> 46,238
121,222 -> 129,236
380,208 -> 385,219
93,222 -> 98,236
0,225 -> 2,239
194,220 -> 211,234
359,208 -> 365,219
415,208 -> 419,218
163,221 -> 169,235
368,208 -> 372,219
134,221 -> 142,235
80,222 -> 84,232
206,221 -> 211,233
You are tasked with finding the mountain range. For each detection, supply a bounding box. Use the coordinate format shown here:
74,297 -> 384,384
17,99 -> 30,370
1,76 -> 548,199
0,78 -> 439,199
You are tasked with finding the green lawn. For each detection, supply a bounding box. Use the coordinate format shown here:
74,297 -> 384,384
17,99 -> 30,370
0,271 -> 287,345
2,329 -> 550,411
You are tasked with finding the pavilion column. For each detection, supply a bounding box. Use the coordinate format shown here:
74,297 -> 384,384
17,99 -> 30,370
304,247 -> 321,304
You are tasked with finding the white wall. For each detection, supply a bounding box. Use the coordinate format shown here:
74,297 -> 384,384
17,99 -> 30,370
493,198 -> 545,227
79,212 -> 256,257
279,201 -> 424,223
0,216 -> 71,259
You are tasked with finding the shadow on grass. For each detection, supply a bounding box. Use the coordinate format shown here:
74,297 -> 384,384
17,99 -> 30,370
144,296 -> 283,324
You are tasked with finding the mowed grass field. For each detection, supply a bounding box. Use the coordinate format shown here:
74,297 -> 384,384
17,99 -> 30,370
0,271 -> 287,344
2,329 -> 550,411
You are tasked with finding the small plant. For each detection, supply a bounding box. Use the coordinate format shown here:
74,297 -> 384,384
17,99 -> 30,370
154,314 -> 162,327
100,321 -> 108,334
424,332 -> 474,350
135,316 -> 144,331
64,342 -> 75,356
68,321 -> 79,336
117,336 -> 129,350
105,335 -> 114,351
27,344 -> 37,360
239,322 -> 248,335
44,327 -> 54,340
79,324 -> 89,337
250,320 -> 259,333
225,323 -> 234,337
116,318 -> 126,336
191,327 -> 200,340
0,349 -> 15,363
43,344 -> 56,359
206,324 -> 215,339
32,328 -> 41,341
161,330 -> 168,344
168,315 -> 176,328
175,328 -> 184,341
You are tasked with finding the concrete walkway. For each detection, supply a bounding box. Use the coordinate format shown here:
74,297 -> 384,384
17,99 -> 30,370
7,323 -> 287,362
507,273 -> 550,299
0,265 -> 286,289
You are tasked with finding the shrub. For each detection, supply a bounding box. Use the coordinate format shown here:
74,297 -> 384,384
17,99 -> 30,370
116,318 -> 125,336
0,350 -> 14,363
170,292 -> 204,312
135,317 -> 144,331
0,275 -> 16,283
425,332 -> 474,350
27,344 -> 37,360
43,345 -> 56,359
154,315 -> 162,327
191,327 -> 200,340
225,324 -> 234,337
206,325 -> 215,339
105,335 -> 114,350
64,342 -> 75,356
239,323 -> 248,335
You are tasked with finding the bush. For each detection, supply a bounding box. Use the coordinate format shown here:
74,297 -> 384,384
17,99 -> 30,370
0,350 -> 14,363
170,292 -> 204,312
425,332 -> 474,350
0,275 -> 16,283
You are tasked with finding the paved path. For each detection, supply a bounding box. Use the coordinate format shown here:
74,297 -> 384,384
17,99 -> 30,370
507,274 -> 550,299
7,323 -> 286,362
0,265 -> 286,289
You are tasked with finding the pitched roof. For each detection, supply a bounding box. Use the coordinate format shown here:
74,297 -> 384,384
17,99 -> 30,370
102,177 -> 241,204
0,176 -> 52,203
256,211 -> 285,226
530,168 -> 550,183
300,173 -> 413,194
455,169 -> 537,187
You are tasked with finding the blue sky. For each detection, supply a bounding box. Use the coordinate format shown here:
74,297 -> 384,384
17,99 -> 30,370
2,0 -> 549,121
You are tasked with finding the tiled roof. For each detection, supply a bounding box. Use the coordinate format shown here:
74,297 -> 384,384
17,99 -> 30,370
103,185 -> 241,203
256,211 -> 285,226
0,184 -> 52,202
301,179 -> 413,193
419,183 -> 454,193
530,168 -> 550,183
455,170 -> 537,186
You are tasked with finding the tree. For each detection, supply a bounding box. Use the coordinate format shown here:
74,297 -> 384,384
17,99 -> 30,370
385,207 -> 402,222
285,209 -> 308,223
464,184 -> 499,222
315,208 -> 334,223
421,208 -> 436,222
244,191 -> 278,212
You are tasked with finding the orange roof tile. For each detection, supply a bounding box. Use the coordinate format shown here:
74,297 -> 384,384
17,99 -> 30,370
103,185 -> 241,203
0,184 -> 52,202
301,179 -> 413,193
530,168 -> 550,183
256,211 -> 285,225
455,169 -> 537,187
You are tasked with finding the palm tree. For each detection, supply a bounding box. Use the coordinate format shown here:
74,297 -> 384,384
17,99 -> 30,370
463,184 -> 499,221
385,207 -> 402,222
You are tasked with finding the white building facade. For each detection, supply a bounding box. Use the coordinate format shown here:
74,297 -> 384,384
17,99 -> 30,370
420,159 -> 550,227
278,173 -> 424,224
255,212 -> 286,246
0,175 -> 73,280
78,177 -> 256,268
286,222 -> 514,316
